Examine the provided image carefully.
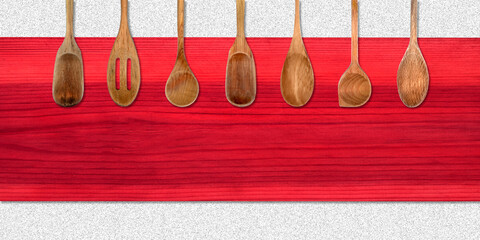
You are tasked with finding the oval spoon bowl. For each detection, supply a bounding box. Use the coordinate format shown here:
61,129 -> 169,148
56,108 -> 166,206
280,0 -> 314,107
166,0 -> 199,107
338,0 -> 371,108
397,48 -> 429,107
53,53 -> 83,106
397,0 -> 429,108
226,52 -> 256,107
338,70 -> 371,107
107,0 -> 141,107
166,70 -> 199,107
281,54 -> 314,107
225,0 -> 256,108
52,0 -> 84,107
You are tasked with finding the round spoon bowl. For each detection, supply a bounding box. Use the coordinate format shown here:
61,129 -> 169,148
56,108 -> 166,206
338,72 -> 371,107
397,51 -> 429,108
281,54 -> 314,107
226,52 -> 256,107
53,53 -> 83,107
166,71 -> 199,107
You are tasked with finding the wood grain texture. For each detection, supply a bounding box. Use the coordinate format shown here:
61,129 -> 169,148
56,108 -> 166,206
165,0 -> 199,107
397,0 -> 429,108
52,0 -> 84,107
225,0 -> 256,107
106,0 -> 140,107
338,0 -> 372,108
280,0 -> 314,107
0,37 -> 479,201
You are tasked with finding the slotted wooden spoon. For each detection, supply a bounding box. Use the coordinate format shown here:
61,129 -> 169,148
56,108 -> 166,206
166,0 -> 199,107
225,0 -> 256,107
53,0 -> 83,107
280,0 -> 314,107
107,0 -> 140,107
397,0 -> 429,108
338,0 -> 372,107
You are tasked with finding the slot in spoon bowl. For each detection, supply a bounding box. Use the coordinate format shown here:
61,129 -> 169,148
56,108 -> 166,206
107,0 -> 141,107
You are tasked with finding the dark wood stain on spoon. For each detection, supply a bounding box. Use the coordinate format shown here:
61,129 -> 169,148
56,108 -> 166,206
226,0 -> 256,107
397,0 -> 429,108
52,0 -> 83,107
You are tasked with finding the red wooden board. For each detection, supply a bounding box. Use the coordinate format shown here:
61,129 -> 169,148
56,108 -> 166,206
0,38 -> 479,201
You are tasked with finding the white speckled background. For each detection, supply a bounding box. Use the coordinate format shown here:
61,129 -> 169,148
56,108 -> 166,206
1,0 -> 479,239
1,203 -> 480,239
1,0 -> 479,37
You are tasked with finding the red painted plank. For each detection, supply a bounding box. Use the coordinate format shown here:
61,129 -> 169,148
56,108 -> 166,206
0,38 -> 479,201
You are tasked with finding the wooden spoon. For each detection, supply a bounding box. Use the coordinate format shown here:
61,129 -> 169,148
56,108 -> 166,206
225,0 -> 256,107
53,0 -> 83,107
338,0 -> 372,107
107,0 -> 141,107
397,0 -> 429,108
166,0 -> 199,107
280,0 -> 314,107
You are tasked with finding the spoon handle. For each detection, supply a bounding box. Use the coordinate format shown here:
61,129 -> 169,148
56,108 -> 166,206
66,0 -> 73,38
410,0 -> 418,44
177,0 -> 185,53
293,0 -> 301,37
119,0 -> 129,35
236,0 -> 245,38
351,0 -> 358,64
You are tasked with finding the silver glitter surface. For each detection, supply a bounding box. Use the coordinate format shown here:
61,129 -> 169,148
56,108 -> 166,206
1,202 -> 480,239
0,0 -> 478,37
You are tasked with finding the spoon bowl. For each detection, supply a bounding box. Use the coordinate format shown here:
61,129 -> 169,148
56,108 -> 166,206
338,0 -> 371,107
397,49 -> 429,107
397,0 -> 429,108
107,0 -> 141,107
52,0 -> 84,107
226,52 -> 256,106
281,53 -> 314,107
280,0 -> 314,107
53,53 -> 83,106
338,69 -> 371,107
166,0 -> 199,107
225,0 -> 256,107
166,70 -> 199,107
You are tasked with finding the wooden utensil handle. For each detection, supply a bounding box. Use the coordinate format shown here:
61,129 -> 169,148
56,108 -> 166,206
120,0 -> 129,33
236,0 -> 245,38
178,0 -> 185,52
66,0 -> 73,38
410,0 -> 418,44
351,0 -> 358,63
293,0 -> 301,37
